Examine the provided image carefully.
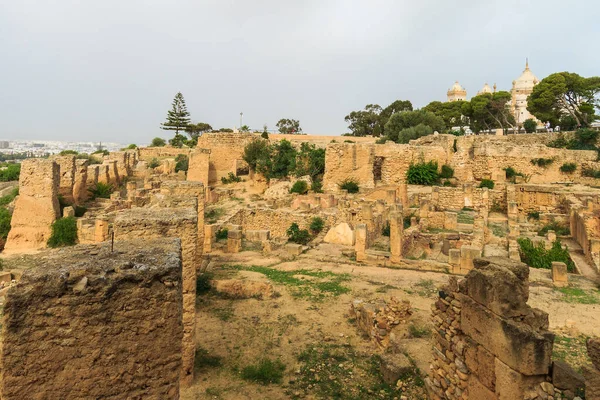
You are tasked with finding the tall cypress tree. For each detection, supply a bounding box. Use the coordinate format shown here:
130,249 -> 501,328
161,92 -> 191,134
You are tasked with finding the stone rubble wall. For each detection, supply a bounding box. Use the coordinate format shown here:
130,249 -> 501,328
1,239 -> 183,399
196,132 -> 259,184
138,147 -> 191,161
323,143 -> 376,192
5,159 -> 60,252
54,155 -> 76,203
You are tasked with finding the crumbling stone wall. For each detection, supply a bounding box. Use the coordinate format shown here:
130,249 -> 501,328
113,208 -> 198,386
72,159 -> 89,204
1,239 -> 183,399
196,132 -> 258,184
427,257 -> 557,400
323,143 -> 376,192
374,142 -> 448,186
138,146 -> 190,161
187,148 -> 211,185
55,155 -> 76,203
5,159 -> 60,252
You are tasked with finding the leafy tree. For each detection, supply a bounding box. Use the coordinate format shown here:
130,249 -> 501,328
384,110 -> 444,142
240,125 -> 250,132
270,140 -> 297,178
127,144 -> 138,149
0,164 -> 21,182
423,100 -> 465,130
344,104 -> 383,137
559,115 -> 578,131
407,161 -> 439,185
185,122 -> 212,139
243,140 -> 271,172
0,208 -> 12,240
523,118 -> 537,133
294,142 -> 325,180
161,92 -> 191,134
175,154 -> 189,172
276,119 -> 302,134
527,72 -> 600,128
150,137 -> 166,147
169,133 -> 188,148
461,91 -> 515,133
395,124 -> 434,144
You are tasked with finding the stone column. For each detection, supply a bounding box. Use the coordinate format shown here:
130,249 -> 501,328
551,262 -> 568,287
397,181 -> 408,208
355,224 -> 368,262
86,165 -> 99,189
227,227 -> 242,253
73,159 -> 89,205
419,199 -> 429,219
55,155 -> 76,204
389,213 -> 403,264
385,189 -> 396,205
94,218 -> 109,242
203,224 -> 216,254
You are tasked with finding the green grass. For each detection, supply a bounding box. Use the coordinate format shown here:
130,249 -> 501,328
240,358 -> 286,385
553,335 -> 592,374
413,279 -> 436,297
205,207 -> 225,224
209,303 -> 235,321
489,223 -> 507,237
47,217 -> 78,248
457,211 -> 474,224
408,324 -> 431,338
556,287 -> 600,304
0,187 -> 18,207
538,221 -> 570,237
227,265 -> 351,301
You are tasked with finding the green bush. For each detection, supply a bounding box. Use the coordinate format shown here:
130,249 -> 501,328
582,168 -> 600,179
0,187 -> 19,207
290,180 -> 308,194
243,140 -> 271,172
150,137 -> 166,147
440,164 -> 454,179
527,211 -> 540,221
175,154 -> 189,173
59,150 -> 78,156
0,164 -> 21,182
127,144 -> 138,149
196,273 -> 212,295
478,179 -> 494,189
504,167 -> 523,180
549,129 -> 598,151
382,223 -> 390,237
309,217 -> 325,234
88,182 -> 113,199
442,180 -> 455,187
311,180 -> 323,193
221,172 -> 242,184
523,118 -> 537,133
93,149 -> 110,156
517,238 -> 575,272
47,217 -> 78,248
215,228 -> 228,241
287,223 -> 311,245
531,158 -> 554,168
0,208 -> 12,239
339,178 -> 359,193
407,161 -> 439,185
538,222 -> 570,237
560,163 -> 577,173
241,358 -> 285,385
74,205 -> 87,217
148,158 -> 160,169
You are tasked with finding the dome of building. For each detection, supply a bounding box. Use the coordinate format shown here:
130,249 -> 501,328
478,83 -> 493,95
447,81 -> 467,102
513,60 -> 539,91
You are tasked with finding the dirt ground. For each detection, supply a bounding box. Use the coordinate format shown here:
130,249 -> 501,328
181,243 -> 600,400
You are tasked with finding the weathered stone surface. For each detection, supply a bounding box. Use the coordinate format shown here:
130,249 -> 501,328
494,357 -> 545,400
462,257 -> 530,318
323,222 -> 355,246
459,294 -> 553,376
552,360 -> 585,393
212,277 -> 273,299
466,376 -> 498,400
62,205 -> 75,217
380,353 -> 412,385
588,337 -> 600,370
1,239 -> 183,399
245,230 -> 270,242
551,261 -> 568,287
582,365 -> 600,400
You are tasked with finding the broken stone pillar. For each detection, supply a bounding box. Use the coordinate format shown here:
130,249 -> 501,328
73,159 -> 89,204
397,181 -> 408,208
203,224 -> 216,253
444,212 -> 458,231
105,160 -> 120,186
385,190 -> 396,205
110,152 -> 128,179
355,224 -> 368,262
227,228 -> 242,253
0,239 -> 183,399
463,183 -> 474,208
448,248 -> 460,266
5,159 -> 60,252
98,164 -> 110,185
126,181 -> 137,201
459,245 -> 482,273
389,212 -> 403,264
410,216 -> 418,227
419,199 -> 429,219
114,208 -> 198,386
508,201 -> 518,222
551,262 -> 568,287
94,218 -> 109,242
86,165 -> 99,189
63,206 -> 75,217
187,148 -> 211,185
55,155 -> 76,204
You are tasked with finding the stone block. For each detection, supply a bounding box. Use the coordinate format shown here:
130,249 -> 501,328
588,338 -> 600,370
323,222 -> 355,246
444,212 -> 458,231
448,249 -> 460,266
460,245 -> 482,271
547,230 -> 557,242
227,229 -> 243,240
0,272 -> 11,284
355,224 -> 368,262
582,365 -> 600,400
227,238 -> 242,253
494,357 -> 545,400
462,257 -> 530,318
477,345 -> 496,391
245,230 -> 270,242
285,243 -> 303,256
63,206 -> 75,218
552,360 -> 585,394
551,261 -> 568,287
466,376 -> 497,400
460,295 -> 553,376
380,353 -> 412,385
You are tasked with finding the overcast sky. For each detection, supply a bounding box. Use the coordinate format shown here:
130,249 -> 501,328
1,0 -> 599,144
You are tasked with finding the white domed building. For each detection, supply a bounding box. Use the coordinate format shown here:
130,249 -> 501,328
477,83 -> 495,95
447,81 -> 467,102
511,60 -> 539,125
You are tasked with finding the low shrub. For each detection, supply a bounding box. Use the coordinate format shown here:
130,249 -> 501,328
531,158 -> 554,168
74,205 -> 87,217
309,217 -> 325,234
504,166 -> 524,181
311,180 -> 323,193
88,182 -> 113,199
221,172 -> 242,184
0,163 -> 21,182
175,154 -> 189,173
478,179 -> 494,189
523,118 -> 537,133
0,187 -> 19,207
215,228 -> 228,241
517,238 -> 575,272
196,273 -> 212,295
382,223 -> 390,237
47,217 -> 78,248
339,178 -> 359,194
527,211 -> 540,221
538,221 -> 570,237
241,358 -> 285,385
0,208 -> 12,239
440,164 -> 454,179
442,180 -> 455,187
582,168 -> 600,179
148,158 -> 160,169
290,180 -> 308,194
407,161 -> 439,186
560,163 -> 577,173
287,223 -> 311,245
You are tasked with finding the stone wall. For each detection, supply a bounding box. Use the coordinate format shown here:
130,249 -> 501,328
196,132 -> 259,184
5,159 -> 60,252
113,208 -> 198,386
55,155 -> 76,203
138,147 -> 191,161
323,143 -> 376,192
1,239 -> 183,399
187,148 -> 211,185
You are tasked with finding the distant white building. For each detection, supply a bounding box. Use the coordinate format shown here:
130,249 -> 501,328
510,60 -> 539,126
447,81 -> 467,102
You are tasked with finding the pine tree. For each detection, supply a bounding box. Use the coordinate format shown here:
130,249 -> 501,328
161,92 -> 191,134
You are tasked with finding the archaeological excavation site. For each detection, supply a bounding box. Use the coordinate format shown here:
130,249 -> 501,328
1,131 -> 600,400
